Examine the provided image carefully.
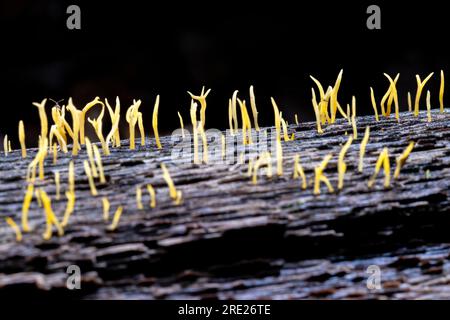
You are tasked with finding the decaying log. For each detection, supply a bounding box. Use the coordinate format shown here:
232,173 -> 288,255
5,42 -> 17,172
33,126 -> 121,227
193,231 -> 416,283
0,109 -> 449,299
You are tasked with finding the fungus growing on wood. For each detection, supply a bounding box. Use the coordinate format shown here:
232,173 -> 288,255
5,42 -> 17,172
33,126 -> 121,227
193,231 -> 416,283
368,147 -> 391,189
61,191 -> 76,228
18,120 -> 26,158
83,160 -> 98,196
314,154 -> 334,195
152,95 -> 161,149
249,85 -> 260,131
102,197 -> 110,221
358,126 -> 370,173
5,217 -> 22,242
394,141 -> 415,179
107,205 -> 123,231
293,154 -> 307,190
338,136 -> 353,190
440,70 -> 445,113
414,72 -> 434,117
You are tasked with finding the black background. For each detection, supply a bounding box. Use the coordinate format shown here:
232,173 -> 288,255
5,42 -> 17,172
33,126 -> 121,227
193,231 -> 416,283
0,0 -> 447,146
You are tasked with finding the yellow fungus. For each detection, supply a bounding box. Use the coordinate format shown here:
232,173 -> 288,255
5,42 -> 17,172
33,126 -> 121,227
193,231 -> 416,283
368,148 -> 391,189
146,184 -> 156,208
8,140 -> 11,153
52,143 -> 57,165
5,217 -> 22,242
92,144 -> 106,184
414,72 -> 434,117
440,70 -> 445,113
369,87 -> 379,121
293,154 -> 307,189
49,125 -> 68,153
351,96 -> 357,139
102,197 -> 110,221
18,120 -> 27,158
338,136 -> 353,190
3,135 -> 8,156
174,190 -> 183,205
61,191 -> 76,228
280,113 -> 291,142
330,69 -> 343,123
394,141 -> 415,179
221,133 -> 226,160
35,188 -> 42,207
137,112 -> 145,146
314,154 -> 334,195
270,98 -> 283,176
151,95 -> 161,149
380,74 -> 399,117
190,100 -> 200,164
346,104 -> 351,125
358,126 -> 370,173
87,105 -> 108,154
231,90 -> 239,133
80,97 -> 104,145
384,73 -> 400,120
85,137 -> 99,178
310,89 -> 323,134
136,185 -> 143,210
54,171 -> 61,200
39,189 -> 64,240
197,121 -> 209,164
228,99 -> 234,136
252,152 -> 272,184
21,183 -> 34,232
68,160 -> 75,194
32,99 -> 48,141
238,98 -> 252,145
294,114 -> 299,125
426,90 -> 432,122
107,205 -> 123,231
177,111 -> 185,138
83,160 -> 98,196
188,87 -> 211,129
66,99 -> 81,155
407,91 -> 412,113
125,99 -> 142,150
37,138 -> 48,181
105,97 -> 121,151
249,85 -> 260,131
161,163 -> 181,204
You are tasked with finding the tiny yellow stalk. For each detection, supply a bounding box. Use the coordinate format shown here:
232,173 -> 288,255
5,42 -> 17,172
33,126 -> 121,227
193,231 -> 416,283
330,69 -> 343,123
407,92 -> 412,113
440,70 -> 445,113
136,185 -> 143,210
137,112 -> 145,146
87,105 -> 108,154
188,87 -> 211,129
152,95 -> 161,149
3,135 -> 8,156
61,191 -> 76,228
358,126 -> 370,173
52,143 -> 57,165
197,122 -> 209,164
102,197 -> 110,221
35,189 -> 42,207
368,148 -> 391,188
252,152 -> 273,184
161,163 -> 181,204
80,97 -> 104,145
40,189 -> 64,240
32,99 -> 48,141
414,72 -> 434,117
125,99 -> 142,150
338,136 -> 353,190
54,171 -> 61,200
311,89 -> 323,134
18,120 -> 27,158
5,217 -> 22,242
221,133 -> 226,160
146,184 -> 156,208
83,160 -> 98,196
351,96 -> 357,139
384,73 -> 400,120
92,144 -> 106,184
68,160 -> 75,194
293,154 -> 307,189
190,100 -> 200,164
105,97 -> 121,148
38,138 -> 48,181
249,85 -> 260,131
228,99 -> 234,136
314,154 -> 334,195
21,183 -> 34,232
369,87 -> 379,121
66,100 -> 81,155
232,90 -> 239,133
107,205 -> 123,231
294,114 -> 299,125
394,141 -> 415,179
85,138 -> 99,178
177,111 -> 185,138
426,90 -> 432,122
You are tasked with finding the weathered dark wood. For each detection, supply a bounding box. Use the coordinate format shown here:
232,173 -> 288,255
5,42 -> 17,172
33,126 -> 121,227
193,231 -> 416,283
0,109 -> 450,299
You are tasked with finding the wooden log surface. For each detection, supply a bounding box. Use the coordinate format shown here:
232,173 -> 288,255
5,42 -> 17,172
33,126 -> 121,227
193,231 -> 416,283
0,109 -> 450,299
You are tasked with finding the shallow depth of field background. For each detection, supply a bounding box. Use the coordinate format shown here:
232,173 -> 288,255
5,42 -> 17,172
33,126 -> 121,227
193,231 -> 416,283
0,0 -> 448,146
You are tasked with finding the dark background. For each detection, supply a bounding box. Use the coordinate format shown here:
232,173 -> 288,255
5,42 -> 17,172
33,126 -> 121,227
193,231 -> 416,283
0,0 -> 447,146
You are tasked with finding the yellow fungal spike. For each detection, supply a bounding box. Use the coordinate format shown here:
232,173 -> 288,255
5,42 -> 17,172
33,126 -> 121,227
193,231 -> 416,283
5,217 -> 22,242
3,135 -> 8,156
174,190 -> 183,205
136,185 -> 143,210
83,160 -> 98,196
280,113 -> 290,142
52,143 -> 57,165
249,85 -> 260,131
32,99 -> 48,142
54,171 -> 61,200
38,138 -> 48,181
107,205 -> 123,231
242,100 -> 253,144
294,114 -> 299,125
252,152 -> 272,185
21,183 -> 34,232
231,90 -> 239,133
394,141 -> 415,179
102,197 -> 110,221
383,73 -> 400,120
8,140 -> 11,152
40,189 -> 64,239
161,163 -> 179,202
276,136 -> 283,176
228,99 -> 234,136
293,154 -> 307,189
177,111 -> 185,138
310,75 -> 325,100
146,184 -> 156,208
68,160 -> 75,194
197,122 -> 209,164
105,97 -> 121,152
414,72 -> 434,117
137,112 -> 145,146
188,87 -> 211,129
330,69 -> 343,123
85,137 -> 98,178
35,188 -> 42,207
126,99 -> 142,150
338,136 -> 353,190
66,99 -> 81,155
92,144 -> 106,184
346,104 -> 351,124
440,70 -> 445,113
61,191 -> 76,228
238,98 -> 251,145
369,87 -> 379,121
407,91 -> 412,113
351,96 -> 357,139
80,97 -> 104,145
314,154 -> 334,195
221,133 -> 226,160
151,95 -> 161,149
358,126 -> 370,173
18,120 -> 27,158
311,89 -> 323,134
426,90 -> 432,122
189,100 -> 200,164
368,148 -> 391,189
49,124 -> 68,153
87,105 -> 108,154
